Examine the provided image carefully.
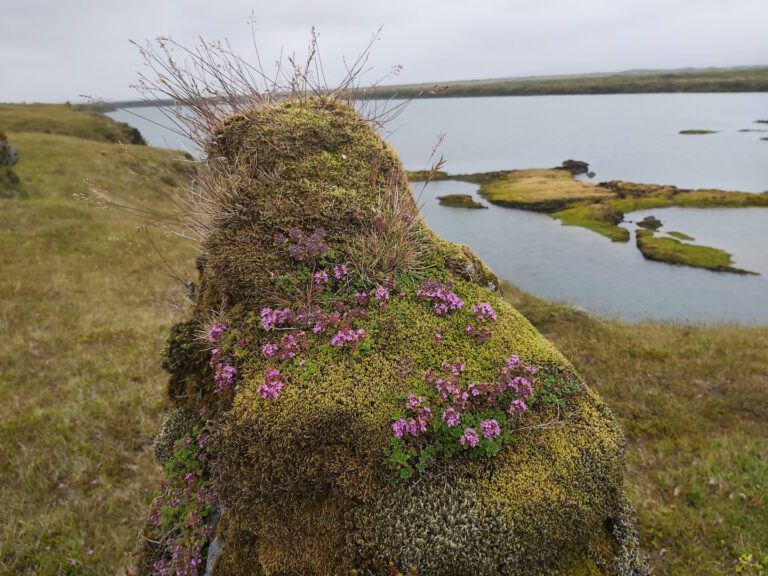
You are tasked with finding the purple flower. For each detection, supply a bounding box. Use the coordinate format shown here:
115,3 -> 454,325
508,398 -> 528,415
258,368 -> 284,399
480,419 -> 501,439
506,355 -> 520,370
261,343 -> 278,358
354,291 -> 368,305
213,365 -> 236,393
330,326 -> 366,348
333,264 -> 348,280
434,333 -> 442,343
374,286 -> 391,301
472,302 -> 497,322
207,323 -> 227,343
392,418 -> 408,439
261,307 -> 294,331
442,407 -> 461,427
279,331 -> 308,359
314,270 -> 329,286
407,394 -> 423,410
460,427 -> 479,448
416,280 -> 464,315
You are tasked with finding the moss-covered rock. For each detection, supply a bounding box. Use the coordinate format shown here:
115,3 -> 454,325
143,97 -> 646,576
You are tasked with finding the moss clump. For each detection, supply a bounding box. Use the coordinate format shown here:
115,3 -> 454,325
636,215 -> 662,230
668,231 -> 695,241
406,169 -> 449,181
635,229 -> 756,274
679,129 -> 718,135
553,203 -> 630,242
146,97 -> 646,575
437,193 -> 487,208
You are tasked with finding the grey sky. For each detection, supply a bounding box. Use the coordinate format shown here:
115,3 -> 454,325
1,0 -> 767,103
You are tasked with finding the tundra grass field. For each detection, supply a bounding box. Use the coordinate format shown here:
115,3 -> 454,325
0,105 -> 766,575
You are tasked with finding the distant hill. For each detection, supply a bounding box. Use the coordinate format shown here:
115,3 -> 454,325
89,65 -> 768,111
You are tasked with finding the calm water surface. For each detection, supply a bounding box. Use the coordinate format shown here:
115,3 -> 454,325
108,94 -> 768,323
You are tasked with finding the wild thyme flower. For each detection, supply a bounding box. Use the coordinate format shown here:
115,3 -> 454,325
480,419 -> 501,439
214,365 -> 236,393
333,264 -> 348,280
508,398 -> 528,415
285,227 -> 328,261
279,331 -> 309,360
471,302 -> 497,322
374,286 -> 391,301
260,307 -> 294,331
442,407 -> 461,427
417,280 -> 464,315
313,270 -> 329,286
330,326 -> 366,348
392,418 -> 408,439
261,343 -> 278,358
206,323 -> 227,343
460,427 -> 479,448
354,291 -> 368,305
258,368 -> 284,399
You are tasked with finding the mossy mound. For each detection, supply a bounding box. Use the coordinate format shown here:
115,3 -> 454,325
143,97 -> 646,576
437,194 -> 487,208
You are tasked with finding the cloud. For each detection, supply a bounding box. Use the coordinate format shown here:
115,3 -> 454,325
1,0 -> 766,102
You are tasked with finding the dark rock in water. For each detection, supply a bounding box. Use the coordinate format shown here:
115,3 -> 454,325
679,129 -> 718,135
139,97 -> 647,576
558,159 -> 590,175
637,215 -> 662,230
587,171 -> 596,178
437,194 -> 487,209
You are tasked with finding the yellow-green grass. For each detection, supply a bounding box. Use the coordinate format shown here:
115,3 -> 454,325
501,281 -> 768,576
406,169 -> 449,181
436,193 -> 486,208
635,229 -> 756,274
476,169 -> 613,211
552,203 -> 630,242
0,110 -> 195,574
668,231 -> 695,241
0,103 -> 145,145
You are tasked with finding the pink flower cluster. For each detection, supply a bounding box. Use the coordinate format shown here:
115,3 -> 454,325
416,280 -> 464,315
392,394 -> 434,439
257,368 -> 285,399
206,323 -> 227,343
313,270 -> 329,286
260,307 -> 294,331
209,328 -> 237,394
330,326 -> 367,348
466,302 -> 497,343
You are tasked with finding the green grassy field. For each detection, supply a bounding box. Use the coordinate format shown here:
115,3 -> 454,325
0,105 -> 766,575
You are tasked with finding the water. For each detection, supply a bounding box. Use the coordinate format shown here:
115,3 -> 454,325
417,181 -> 768,324
108,94 -> 768,324
109,93 -> 768,191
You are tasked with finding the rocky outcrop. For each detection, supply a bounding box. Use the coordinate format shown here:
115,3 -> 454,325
139,98 -> 647,576
0,131 -> 22,198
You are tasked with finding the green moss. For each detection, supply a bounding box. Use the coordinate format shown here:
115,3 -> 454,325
553,203 -> 630,242
437,193 -> 487,209
636,215 -> 662,230
668,231 -> 695,241
635,229 -> 756,274
679,129 -> 718,135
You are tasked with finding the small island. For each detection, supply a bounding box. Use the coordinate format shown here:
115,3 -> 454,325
436,193 -> 487,209
679,129 -> 719,135
409,162 -> 765,274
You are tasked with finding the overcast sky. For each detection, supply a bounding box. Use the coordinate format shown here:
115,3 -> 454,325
2,0 -> 767,103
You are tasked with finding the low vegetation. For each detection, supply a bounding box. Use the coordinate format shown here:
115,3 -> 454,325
0,103 -> 765,576
416,168 -> 768,272
635,229 -> 756,274
436,193 -> 487,208
679,129 -> 719,135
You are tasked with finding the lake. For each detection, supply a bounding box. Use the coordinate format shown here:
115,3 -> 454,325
108,93 -> 768,324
